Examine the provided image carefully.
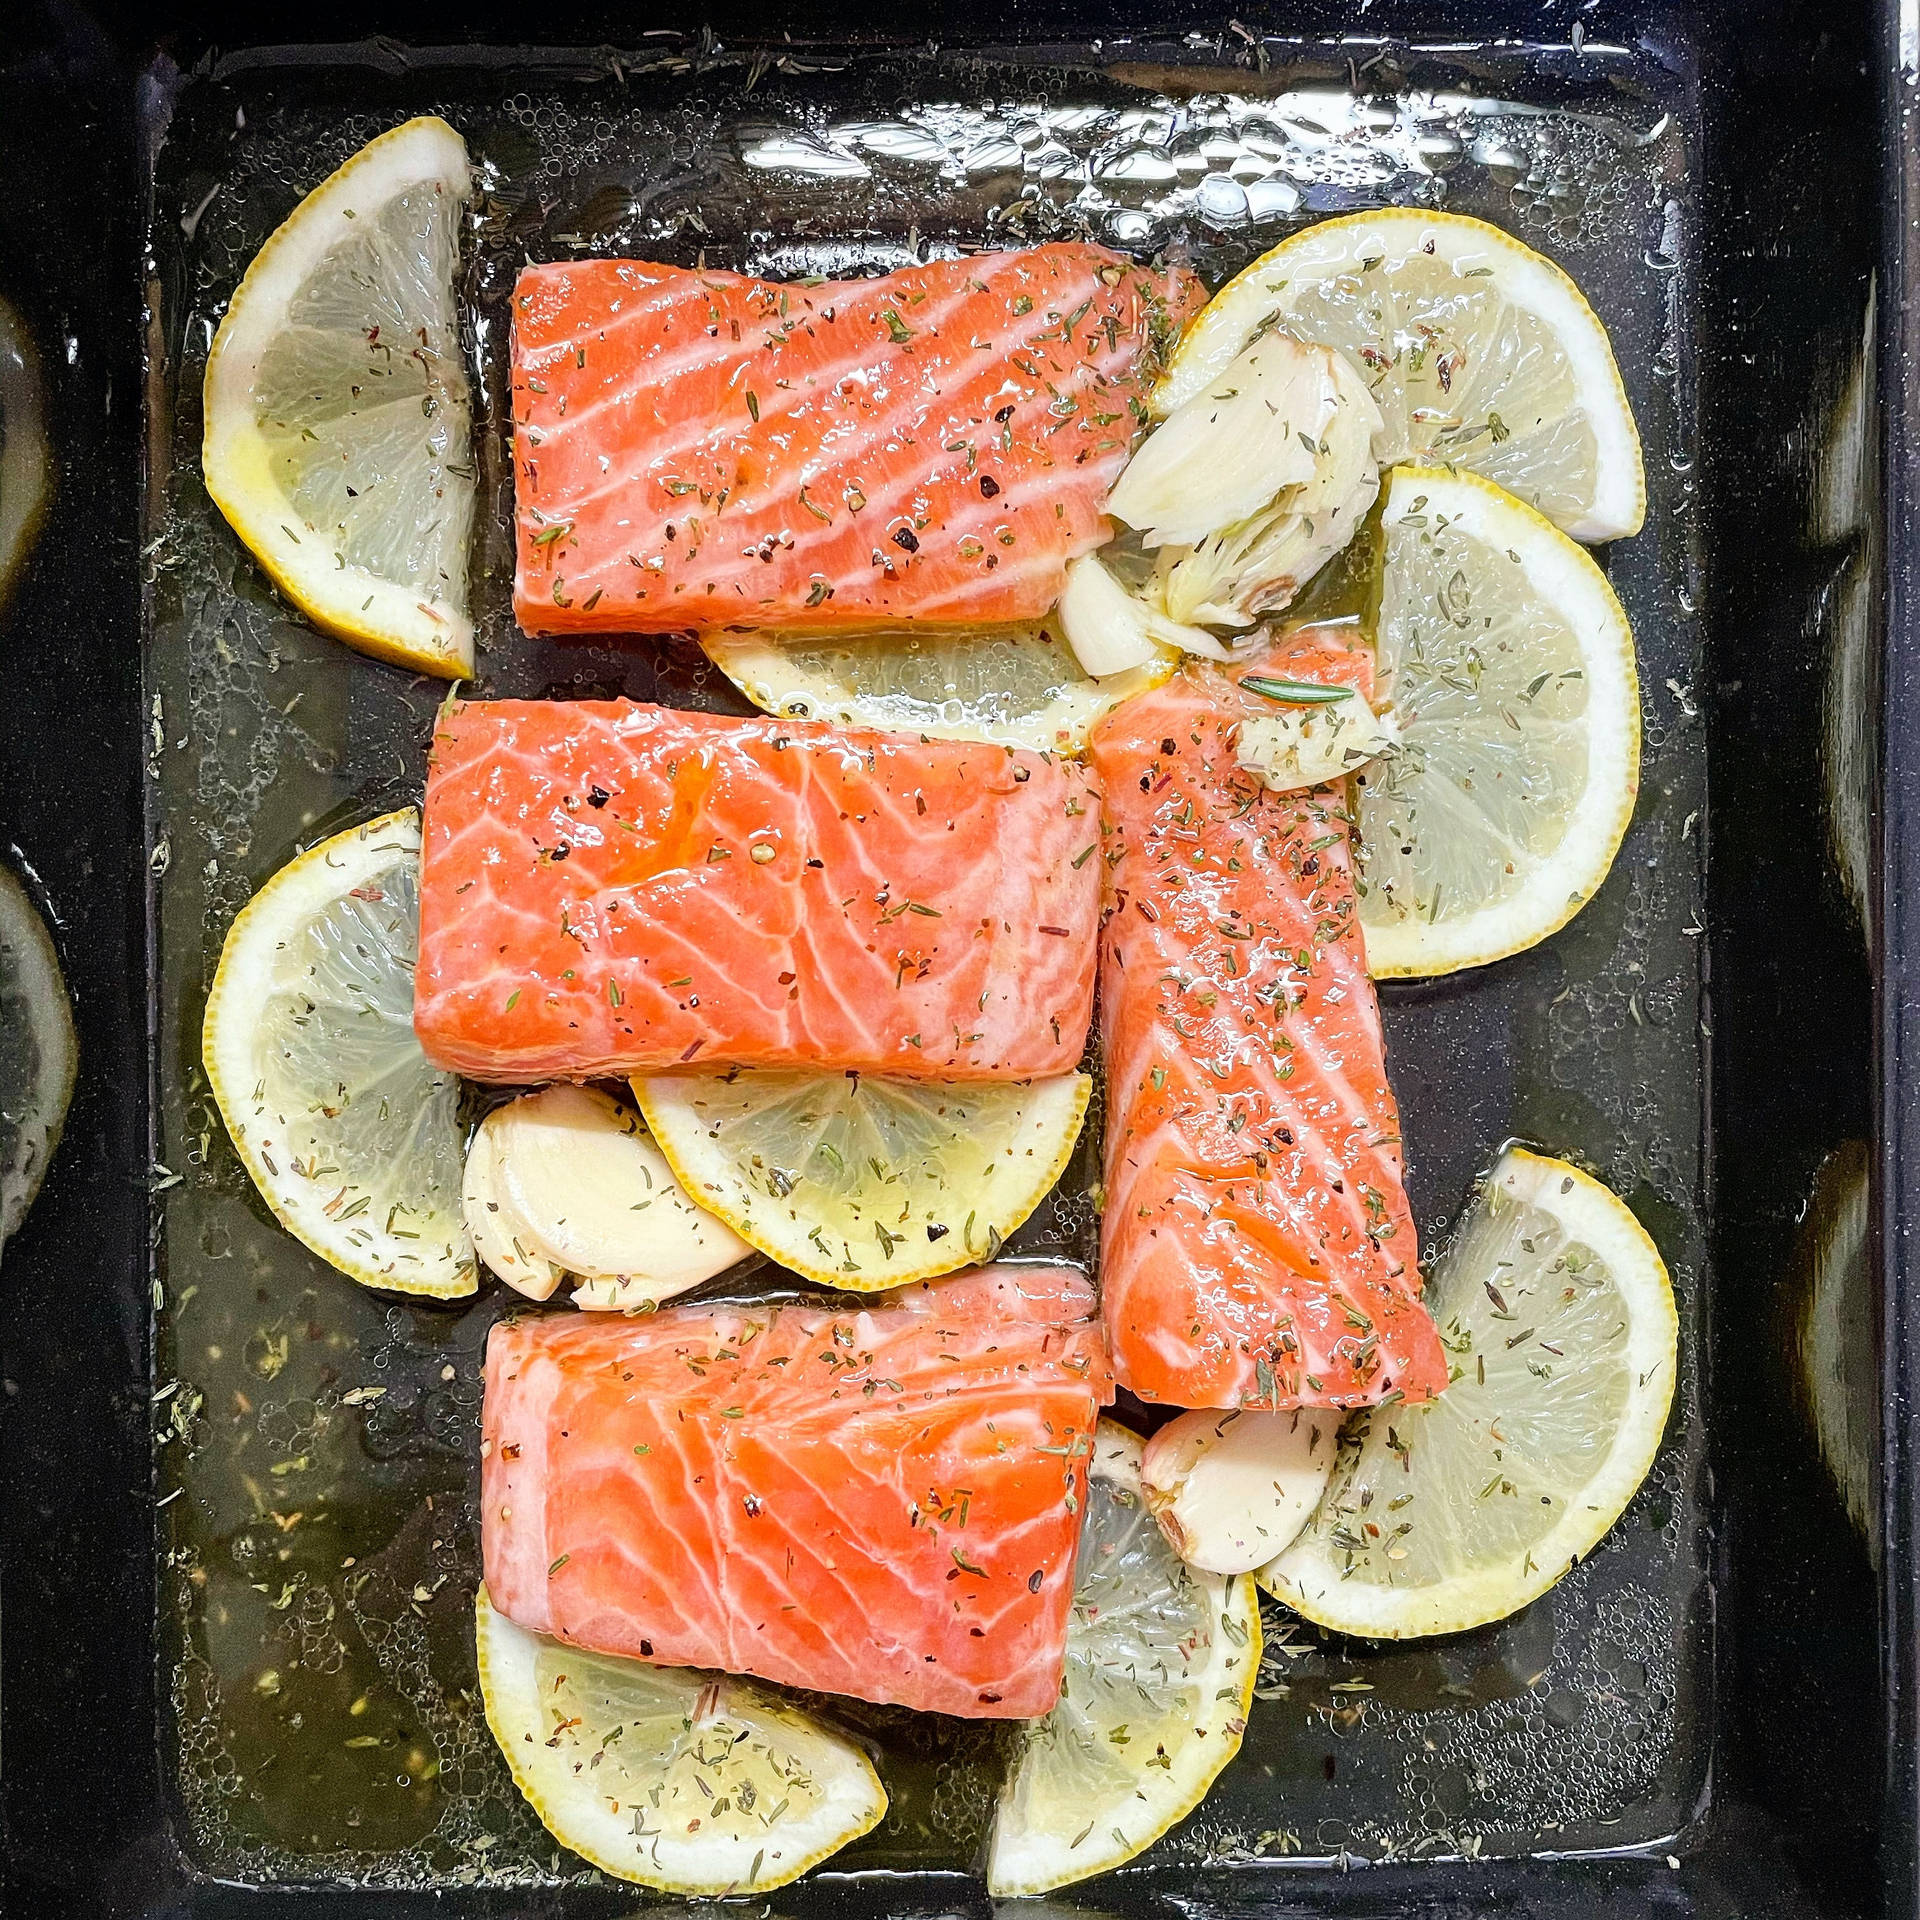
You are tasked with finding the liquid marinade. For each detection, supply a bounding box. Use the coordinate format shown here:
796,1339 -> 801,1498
145,36 -> 1704,1886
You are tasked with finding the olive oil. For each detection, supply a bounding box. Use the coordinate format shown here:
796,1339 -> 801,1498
147,43 -> 1704,1885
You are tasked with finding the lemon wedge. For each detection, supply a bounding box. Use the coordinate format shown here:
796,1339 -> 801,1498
1159,209 -> 1644,543
475,1586 -> 884,1893
632,1068 -> 1088,1290
1354,466 -> 1640,977
988,1422 -> 1260,1896
0,864 -> 74,1248
202,115 -> 475,676
1261,1147 -> 1677,1639
702,624 -> 1173,754
202,810 -> 474,1297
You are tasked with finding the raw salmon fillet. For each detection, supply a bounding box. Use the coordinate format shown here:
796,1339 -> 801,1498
413,699 -> 1102,1082
482,1264 -> 1113,1718
1089,634 -> 1448,1410
510,245 -> 1203,634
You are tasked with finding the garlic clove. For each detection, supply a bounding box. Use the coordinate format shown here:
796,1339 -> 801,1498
1058,551 -> 1210,676
1109,333 -> 1384,548
571,1274 -> 679,1313
1235,685 -> 1400,792
1113,332 -> 1386,628
490,1084 -> 750,1298
1140,1407 -> 1339,1574
462,1110 -> 563,1301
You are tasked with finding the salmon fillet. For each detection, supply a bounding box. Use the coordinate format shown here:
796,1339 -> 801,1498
413,699 -> 1102,1082
482,1264 -> 1113,1718
1089,634 -> 1447,1410
510,246 -> 1203,635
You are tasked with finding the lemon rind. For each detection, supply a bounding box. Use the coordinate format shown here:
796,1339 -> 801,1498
1156,207 -> 1645,543
1359,465 -> 1641,980
633,1069 -> 1090,1291
475,1586 -> 885,1893
201,808 -> 475,1298
202,115 -> 475,677
1258,1148 -> 1677,1639
987,1423 -> 1262,1898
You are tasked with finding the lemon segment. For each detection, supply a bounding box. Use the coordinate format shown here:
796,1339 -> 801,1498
475,1586 -> 884,1893
0,864 -> 75,1248
701,624 -> 1173,754
202,810 -> 475,1297
1159,208 -> 1644,543
1355,466 -> 1640,978
202,115 -> 475,676
633,1068 -> 1088,1290
1261,1147 -> 1677,1640
988,1422 -> 1260,1897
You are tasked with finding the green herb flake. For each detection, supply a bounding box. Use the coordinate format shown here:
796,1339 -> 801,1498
1241,676 -> 1355,706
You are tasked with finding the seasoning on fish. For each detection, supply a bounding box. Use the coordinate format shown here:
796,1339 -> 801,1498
510,245 -> 1203,635
1088,634 -> 1448,1410
481,1263 -> 1114,1719
413,699 -> 1102,1083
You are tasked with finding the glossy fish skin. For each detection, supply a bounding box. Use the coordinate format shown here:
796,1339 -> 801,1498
482,1265 -> 1114,1719
413,699 -> 1102,1083
510,246 -> 1202,635
1089,634 -> 1448,1411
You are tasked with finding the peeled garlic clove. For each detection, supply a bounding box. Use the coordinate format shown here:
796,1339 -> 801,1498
1236,686 -> 1399,792
1056,550 -> 1222,677
1118,334 -> 1385,627
1141,1407 -> 1339,1574
462,1112 -> 562,1301
491,1084 -> 750,1298
1109,333 -> 1383,547
571,1275 -> 660,1312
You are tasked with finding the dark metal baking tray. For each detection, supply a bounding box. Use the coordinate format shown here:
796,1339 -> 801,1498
0,0 -> 1897,1914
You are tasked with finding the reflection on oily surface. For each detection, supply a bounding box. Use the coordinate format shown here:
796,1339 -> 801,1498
0,859 -> 74,1255
0,290 -> 48,622
1787,1138 -> 1878,1567
1818,292 -> 1878,947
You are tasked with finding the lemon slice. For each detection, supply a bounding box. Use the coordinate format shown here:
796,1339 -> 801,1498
988,1422 -> 1260,1897
0,865 -> 75,1248
632,1068 -> 1088,1290
0,293 -> 49,617
475,1586 -> 884,1893
203,115 -> 476,676
202,810 -> 474,1297
1354,466 -> 1640,978
1261,1147 -> 1677,1640
702,624 -> 1173,754
1159,209 -> 1644,543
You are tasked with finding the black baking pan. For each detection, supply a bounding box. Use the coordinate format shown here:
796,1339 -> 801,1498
0,0 -> 1898,1913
